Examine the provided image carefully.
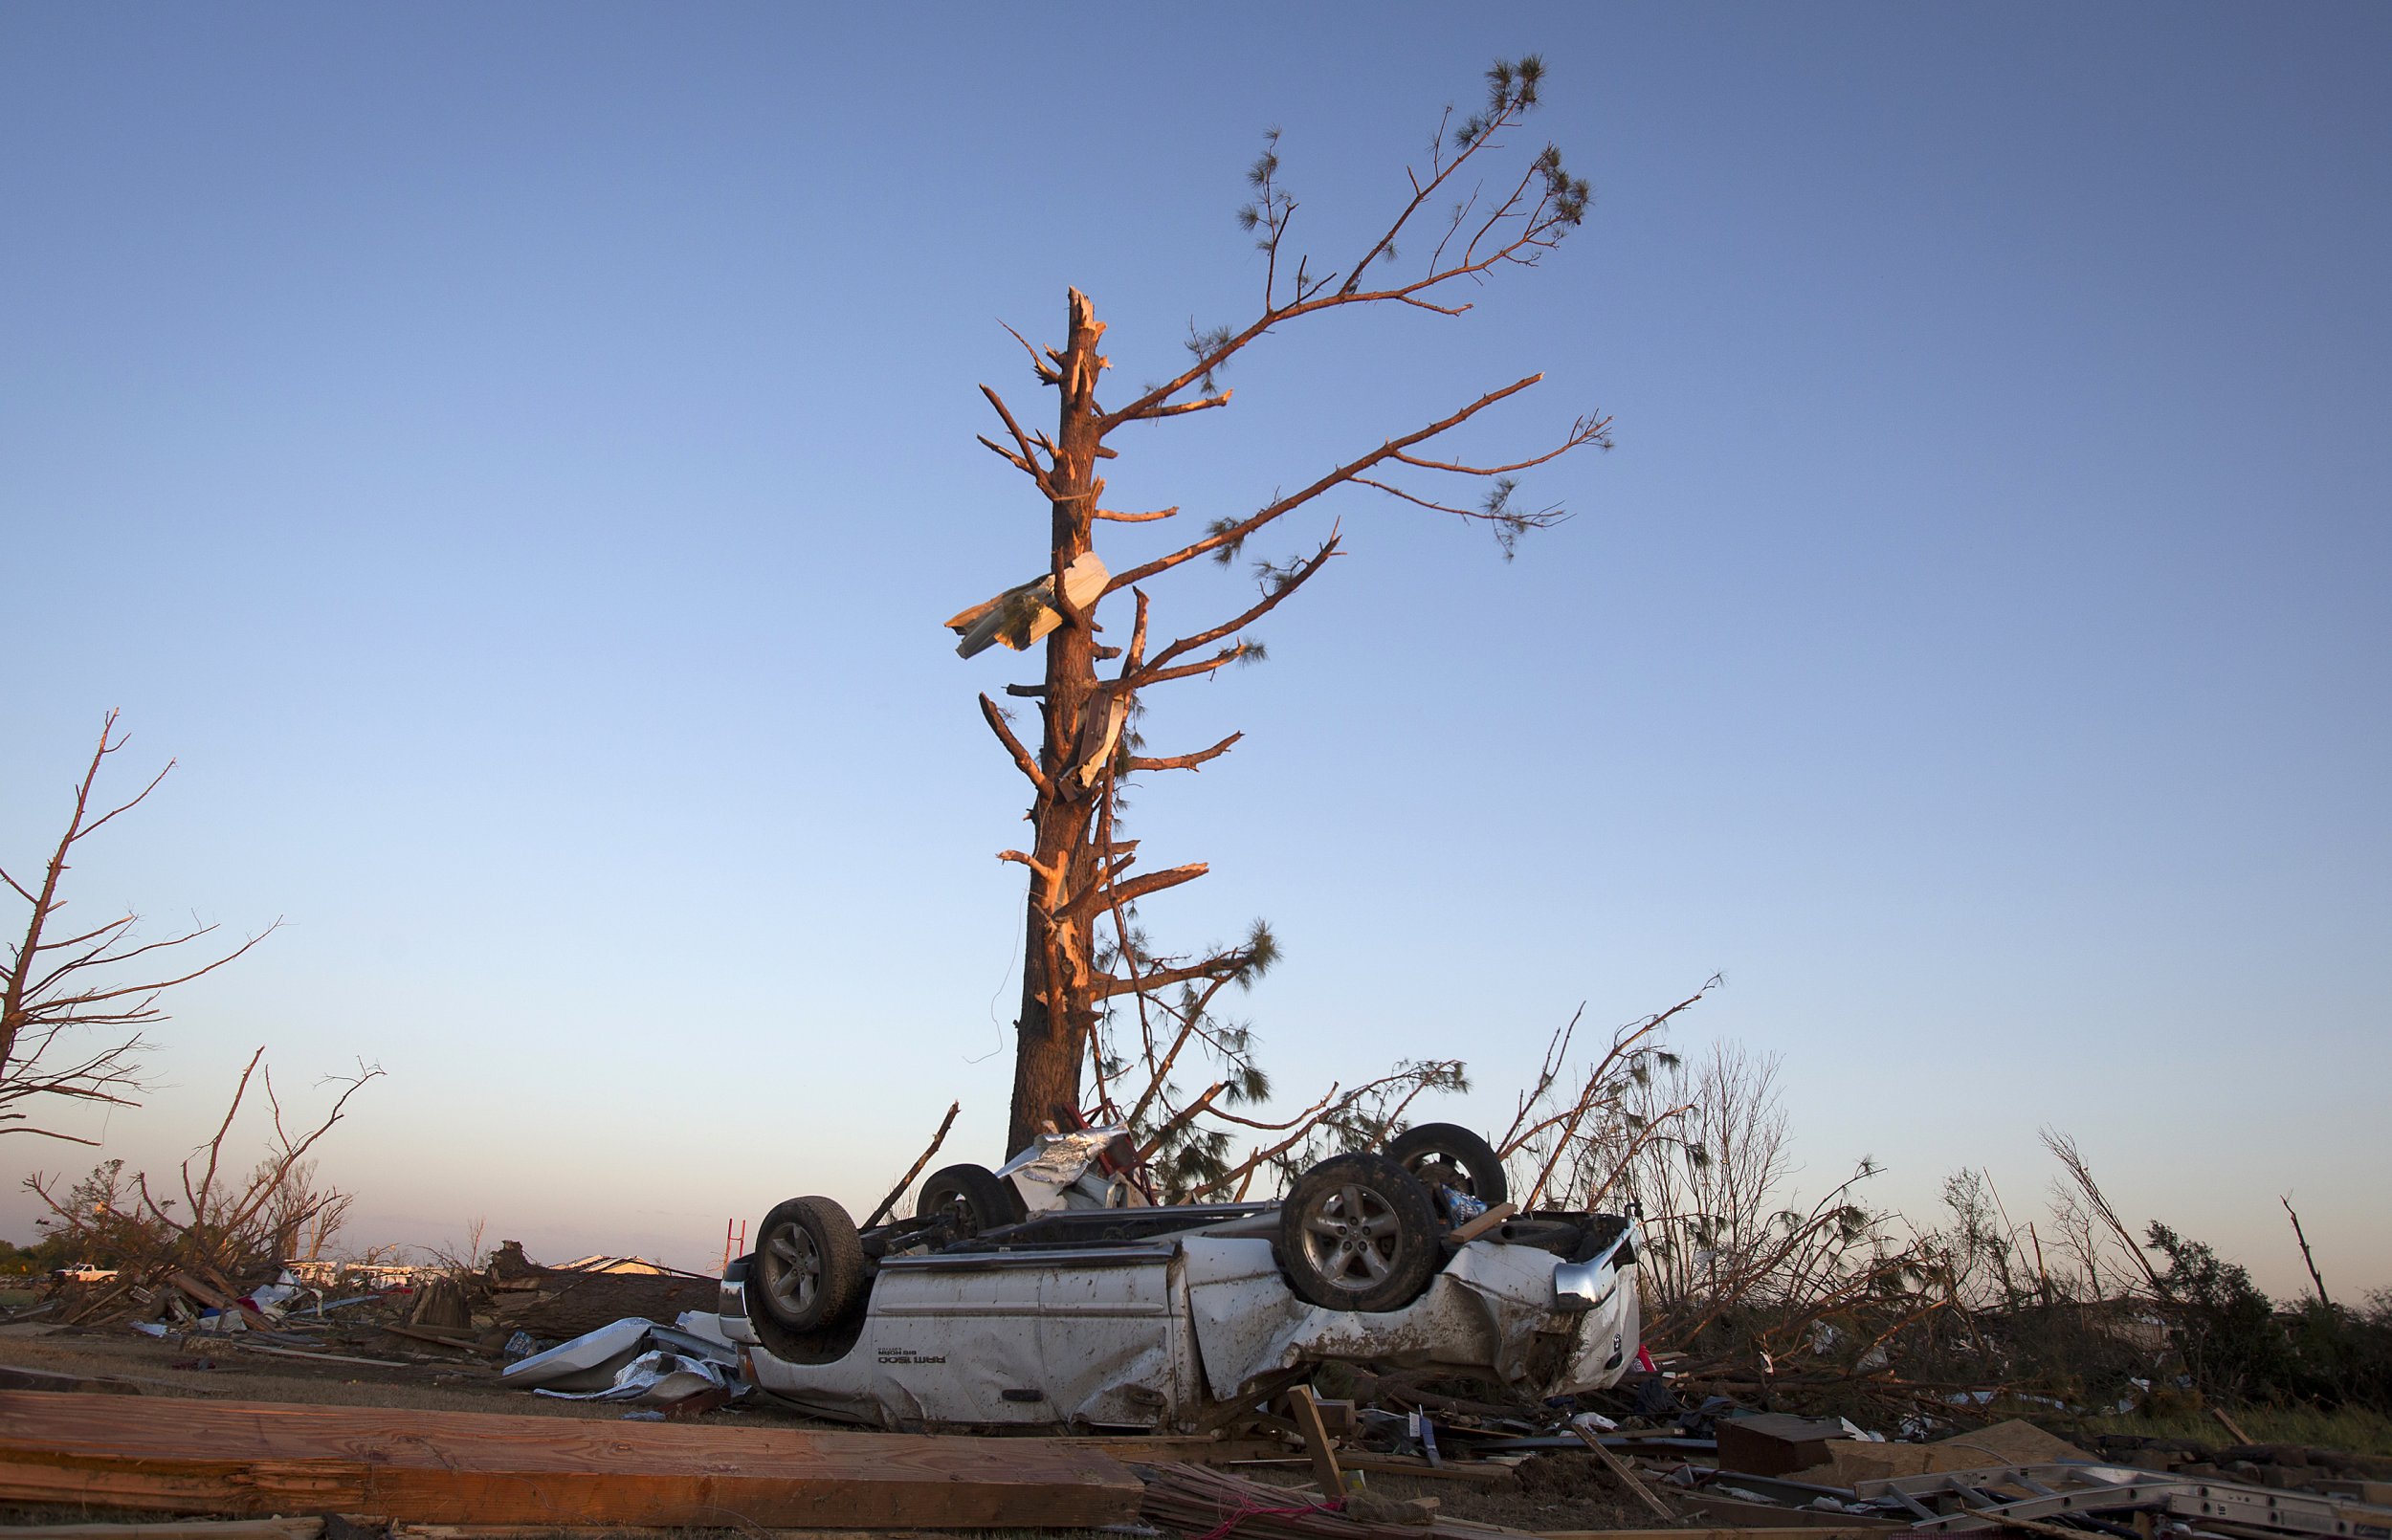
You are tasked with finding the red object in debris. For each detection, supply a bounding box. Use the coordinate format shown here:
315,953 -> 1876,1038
1635,1344 -> 1656,1375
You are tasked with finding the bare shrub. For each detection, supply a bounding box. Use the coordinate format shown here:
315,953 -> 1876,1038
27,1046 -> 382,1281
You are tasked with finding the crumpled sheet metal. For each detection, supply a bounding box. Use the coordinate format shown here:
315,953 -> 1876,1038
994,1126 -> 1129,1211
534,1348 -> 735,1404
504,1316 -> 739,1396
1180,1238 -> 1635,1402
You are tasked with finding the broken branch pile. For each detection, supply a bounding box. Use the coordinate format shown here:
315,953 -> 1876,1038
482,1243 -> 718,1339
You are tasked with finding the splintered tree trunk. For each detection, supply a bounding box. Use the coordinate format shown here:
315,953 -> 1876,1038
1007,291 -> 1109,1153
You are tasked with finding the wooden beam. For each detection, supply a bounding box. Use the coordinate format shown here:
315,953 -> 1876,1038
1033,1435 -> 1284,1466
1283,1385 -> 1346,1497
376,1324 -> 491,1355
395,1531 -> 926,1540
0,1392 -> 1142,1529
231,1342 -> 416,1369
1532,1530 -> 1910,1540
1337,1452 -> 1515,1483
1186,1364 -> 1312,1435
1570,1424 -> 1676,1522
1448,1202 -> 1518,1244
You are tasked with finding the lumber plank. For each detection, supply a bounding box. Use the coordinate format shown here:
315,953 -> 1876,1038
1531,1530 -> 1908,1540
1339,1452 -> 1516,1483
0,1392 -> 1141,1529
1448,1203 -> 1518,1244
396,1530 -> 927,1540
0,1524 -> 323,1540
230,1343 -> 418,1369
1030,1434 -> 1283,1465
1569,1423 -> 1674,1521
374,1325 -> 491,1354
1285,1385 -> 1346,1496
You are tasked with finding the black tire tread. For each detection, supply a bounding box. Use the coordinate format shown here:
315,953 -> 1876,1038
1384,1121 -> 1511,1211
916,1162 -> 1025,1236
753,1195 -> 866,1331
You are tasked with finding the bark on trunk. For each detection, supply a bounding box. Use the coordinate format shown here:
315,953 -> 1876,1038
1007,290 -> 1109,1154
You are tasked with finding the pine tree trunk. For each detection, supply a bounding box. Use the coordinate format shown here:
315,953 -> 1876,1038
1006,290 -> 1108,1154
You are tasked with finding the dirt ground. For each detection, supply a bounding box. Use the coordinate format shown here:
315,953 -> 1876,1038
1226,1452 -> 1672,1531
0,1320 -> 808,1424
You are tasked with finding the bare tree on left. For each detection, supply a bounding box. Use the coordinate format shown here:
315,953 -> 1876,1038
1,711 -> 274,1142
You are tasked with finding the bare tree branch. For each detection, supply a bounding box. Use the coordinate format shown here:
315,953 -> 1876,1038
3,714 -> 274,1141
1125,391 -> 1232,423
1125,732 -> 1243,775
977,693 -> 1050,795
1104,376 -> 1547,596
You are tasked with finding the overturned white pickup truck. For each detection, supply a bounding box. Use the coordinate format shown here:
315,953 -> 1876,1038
715,1124 -> 1642,1431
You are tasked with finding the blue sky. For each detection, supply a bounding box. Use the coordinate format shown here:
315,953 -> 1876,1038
4,5 -> 2385,1295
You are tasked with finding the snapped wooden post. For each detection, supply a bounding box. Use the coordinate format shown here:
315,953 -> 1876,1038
1571,1421 -> 1676,1522
1284,1384 -> 1348,1497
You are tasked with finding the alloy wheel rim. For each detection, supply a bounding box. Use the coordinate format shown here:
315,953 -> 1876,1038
1299,1181 -> 1403,1291
764,1222 -> 821,1314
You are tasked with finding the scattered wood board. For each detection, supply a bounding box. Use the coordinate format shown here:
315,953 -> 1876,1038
1448,1203 -> 1518,1245
1286,1384 -> 1348,1496
1570,1424 -> 1674,1522
1791,1420 -> 2094,1487
1027,1434 -> 1284,1466
395,1530 -> 938,1540
1532,1529 -> 1910,1540
0,1391 -> 1143,1529
166,1273 -> 275,1331
377,1324 -> 493,1354
232,1342 -> 417,1369
1187,1364 -> 1314,1435
1340,1452 -> 1516,1483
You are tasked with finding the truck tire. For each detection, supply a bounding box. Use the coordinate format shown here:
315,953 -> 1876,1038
1384,1122 -> 1510,1213
753,1196 -> 866,1331
917,1162 -> 1025,1237
1277,1152 -> 1440,1312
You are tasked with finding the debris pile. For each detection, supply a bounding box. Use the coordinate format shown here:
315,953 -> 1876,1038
4,1240 -> 725,1400
1167,1363 -> 2392,1540
481,1241 -> 720,1339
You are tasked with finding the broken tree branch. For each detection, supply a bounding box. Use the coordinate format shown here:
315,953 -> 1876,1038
865,1100 -> 961,1228
977,693 -> 1050,795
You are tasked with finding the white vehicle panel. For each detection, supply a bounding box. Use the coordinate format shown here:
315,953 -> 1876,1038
737,1231 -> 1637,1431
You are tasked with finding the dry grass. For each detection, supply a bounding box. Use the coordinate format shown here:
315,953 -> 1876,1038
2082,1404 -> 2392,1458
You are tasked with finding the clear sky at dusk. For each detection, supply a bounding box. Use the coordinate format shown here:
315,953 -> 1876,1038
4,5 -> 2386,1295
